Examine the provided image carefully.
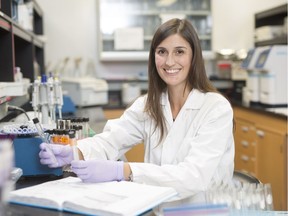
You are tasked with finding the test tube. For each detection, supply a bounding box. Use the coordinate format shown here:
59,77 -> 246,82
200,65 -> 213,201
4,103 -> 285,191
32,117 -> 58,165
57,119 -> 65,129
32,117 -> 49,143
83,117 -> 90,138
68,130 -> 79,161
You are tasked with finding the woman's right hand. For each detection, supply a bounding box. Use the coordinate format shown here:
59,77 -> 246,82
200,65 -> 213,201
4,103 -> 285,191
39,143 -> 74,168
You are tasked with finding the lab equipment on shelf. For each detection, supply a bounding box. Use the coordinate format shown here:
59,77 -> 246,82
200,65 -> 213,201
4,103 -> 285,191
61,77 -> 108,107
121,83 -> 141,105
241,46 -> 271,105
255,45 -> 287,107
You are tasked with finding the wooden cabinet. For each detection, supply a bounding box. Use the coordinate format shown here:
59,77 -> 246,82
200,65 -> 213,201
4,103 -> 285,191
233,106 -> 287,210
103,109 -> 144,162
0,0 -> 44,82
103,109 -> 126,120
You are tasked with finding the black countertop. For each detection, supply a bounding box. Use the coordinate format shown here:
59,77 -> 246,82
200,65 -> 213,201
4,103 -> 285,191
231,100 -> 287,120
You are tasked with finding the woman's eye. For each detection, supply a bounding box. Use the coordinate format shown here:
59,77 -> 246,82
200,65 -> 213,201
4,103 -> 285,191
176,49 -> 184,55
156,49 -> 166,55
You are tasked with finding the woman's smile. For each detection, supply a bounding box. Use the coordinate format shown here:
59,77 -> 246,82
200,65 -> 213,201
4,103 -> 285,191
164,68 -> 182,74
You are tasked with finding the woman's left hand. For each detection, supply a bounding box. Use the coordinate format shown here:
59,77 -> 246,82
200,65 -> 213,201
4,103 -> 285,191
71,159 -> 124,183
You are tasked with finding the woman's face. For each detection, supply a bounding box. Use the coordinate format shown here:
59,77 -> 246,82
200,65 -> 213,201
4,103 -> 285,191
155,34 -> 192,89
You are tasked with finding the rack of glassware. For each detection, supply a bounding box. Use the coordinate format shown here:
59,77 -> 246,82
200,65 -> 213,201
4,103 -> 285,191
206,181 -> 274,212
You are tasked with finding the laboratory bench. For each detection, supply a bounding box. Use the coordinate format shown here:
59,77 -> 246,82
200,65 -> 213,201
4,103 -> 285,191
1,103 -> 287,215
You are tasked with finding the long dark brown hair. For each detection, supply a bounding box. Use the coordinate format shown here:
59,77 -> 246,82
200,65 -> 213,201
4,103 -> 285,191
144,18 -> 218,142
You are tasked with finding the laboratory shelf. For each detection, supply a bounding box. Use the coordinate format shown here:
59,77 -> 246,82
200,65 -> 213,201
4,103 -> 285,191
97,0 -> 212,61
0,0 -> 45,82
32,0 -> 43,18
255,36 -> 287,47
13,25 -> 33,43
254,3 -> 287,47
33,37 -> 45,48
255,3 -> 287,25
0,16 -> 11,31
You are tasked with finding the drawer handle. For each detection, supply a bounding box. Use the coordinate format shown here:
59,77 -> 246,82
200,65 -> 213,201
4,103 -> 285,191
256,130 -> 265,137
241,140 -> 249,147
241,155 -> 249,162
241,126 -> 249,132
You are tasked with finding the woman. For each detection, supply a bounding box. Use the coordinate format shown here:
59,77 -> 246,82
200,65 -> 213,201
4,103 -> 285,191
39,18 -> 234,204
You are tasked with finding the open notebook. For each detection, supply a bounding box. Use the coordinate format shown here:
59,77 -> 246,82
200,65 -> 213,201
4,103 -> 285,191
9,177 -> 177,216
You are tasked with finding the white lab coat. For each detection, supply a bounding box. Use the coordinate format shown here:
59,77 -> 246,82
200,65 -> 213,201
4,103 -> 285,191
77,89 -> 234,203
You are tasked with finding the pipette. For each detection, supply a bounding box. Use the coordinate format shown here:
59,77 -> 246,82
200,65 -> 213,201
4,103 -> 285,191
32,117 -> 58,165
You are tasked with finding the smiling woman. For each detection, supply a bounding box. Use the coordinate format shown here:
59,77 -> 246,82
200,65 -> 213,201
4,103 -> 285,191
39,18 -> 235,210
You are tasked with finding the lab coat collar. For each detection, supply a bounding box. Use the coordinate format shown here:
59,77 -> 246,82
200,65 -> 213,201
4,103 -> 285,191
160,89 -> 205,110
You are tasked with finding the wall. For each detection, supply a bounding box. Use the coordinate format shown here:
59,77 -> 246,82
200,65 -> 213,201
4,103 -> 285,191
37,0 -> 286,79
36,0 -> 97,77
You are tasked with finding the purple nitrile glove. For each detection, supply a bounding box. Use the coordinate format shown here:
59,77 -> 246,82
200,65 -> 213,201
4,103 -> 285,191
71,159 -> 124,183
39,143 -> 74,168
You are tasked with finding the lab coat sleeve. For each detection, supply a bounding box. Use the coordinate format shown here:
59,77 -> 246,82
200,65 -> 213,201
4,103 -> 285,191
129,95 -> 234,199
77,96 -> 147,160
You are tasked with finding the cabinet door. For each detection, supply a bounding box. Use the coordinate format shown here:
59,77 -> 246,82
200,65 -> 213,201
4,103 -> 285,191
256,128 -> 286,210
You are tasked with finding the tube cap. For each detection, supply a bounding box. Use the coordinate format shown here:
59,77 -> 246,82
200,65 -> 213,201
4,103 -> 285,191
32,118 -> 40,124
68,130 -> 76,139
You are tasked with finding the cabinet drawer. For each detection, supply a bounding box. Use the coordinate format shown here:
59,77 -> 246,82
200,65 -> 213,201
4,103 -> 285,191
235,139 -> 256,157
235,120 -> 255,141
235,153 -> 257,174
